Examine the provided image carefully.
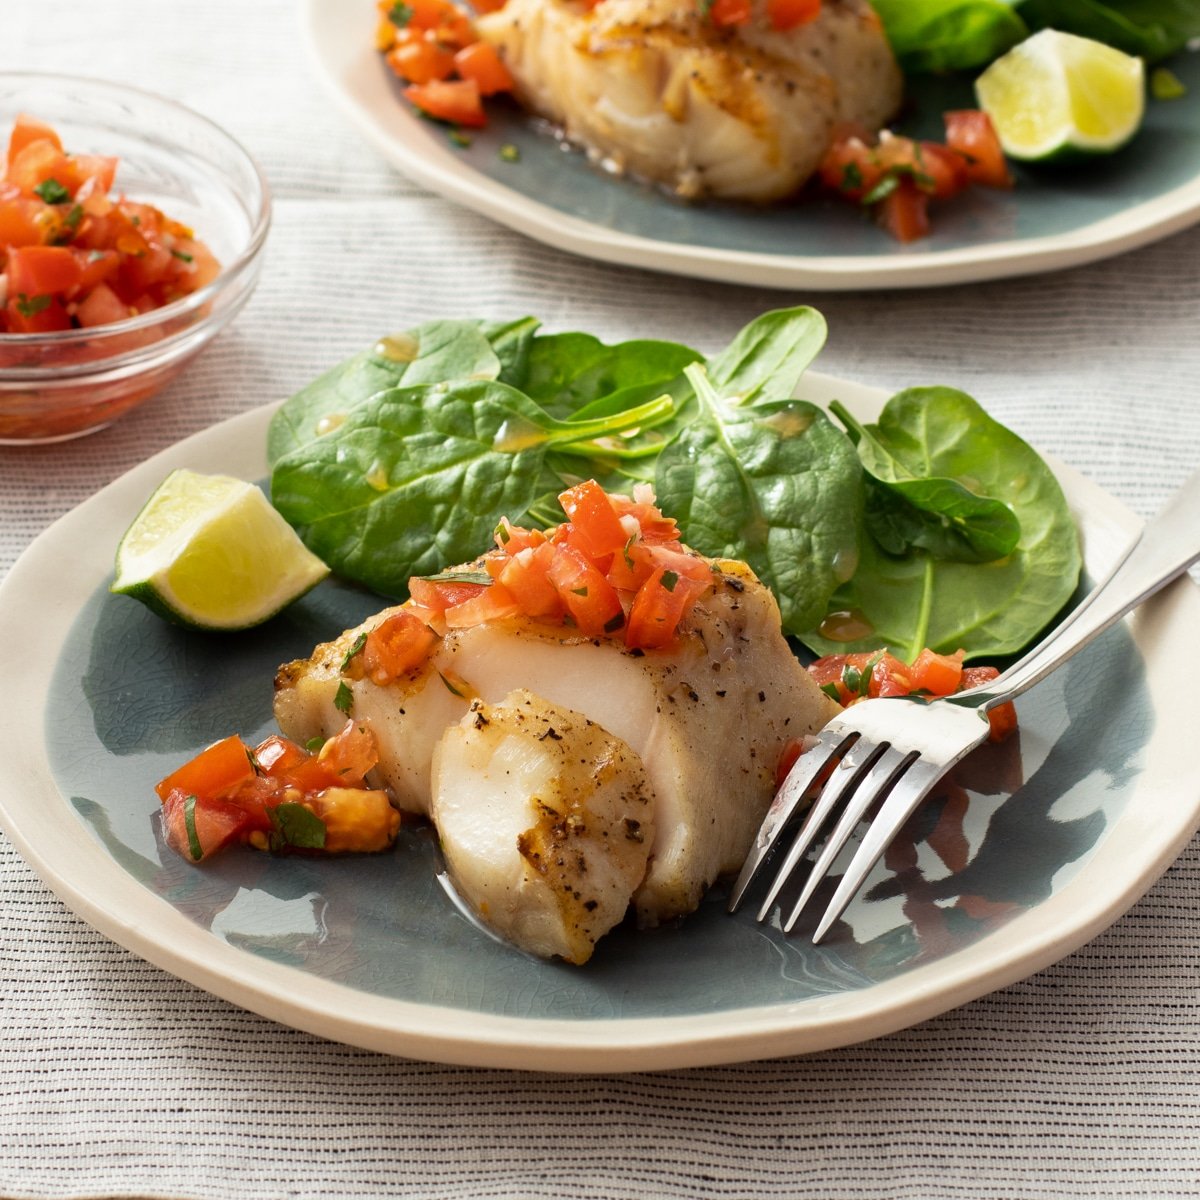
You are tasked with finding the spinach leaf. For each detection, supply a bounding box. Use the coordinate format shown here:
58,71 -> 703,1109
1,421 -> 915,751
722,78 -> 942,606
477,316 -> 541,387
1017,0 -> 1200,61
270,380 -> 673,598
266,318 -> 503,465
871,0 -> 1029,73
800,387 -> 1080,663
830,398 -> 1021,564
521,332 -> 702,420
655,364 -> 863,637
706,306 -> 830,403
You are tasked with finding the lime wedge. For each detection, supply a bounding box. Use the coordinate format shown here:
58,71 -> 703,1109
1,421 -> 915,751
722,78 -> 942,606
112,469 -> 329,630
975,29 -> 1145,162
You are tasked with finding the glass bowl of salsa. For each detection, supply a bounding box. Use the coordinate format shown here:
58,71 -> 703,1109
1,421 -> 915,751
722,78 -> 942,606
0,73 -> 271,443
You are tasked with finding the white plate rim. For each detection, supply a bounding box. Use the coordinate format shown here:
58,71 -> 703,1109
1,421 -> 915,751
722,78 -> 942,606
2,375 -> 1199,1072
301,0 -> 1200,292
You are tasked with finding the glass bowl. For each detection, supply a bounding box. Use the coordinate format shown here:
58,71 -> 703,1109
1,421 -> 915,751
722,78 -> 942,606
0,73 -> 271,444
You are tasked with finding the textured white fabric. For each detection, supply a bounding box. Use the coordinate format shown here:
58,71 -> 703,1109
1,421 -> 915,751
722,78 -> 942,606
3,3 -> 1200,1198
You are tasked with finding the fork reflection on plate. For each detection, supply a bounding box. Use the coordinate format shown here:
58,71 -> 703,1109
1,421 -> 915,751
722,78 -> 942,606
730,467 -> 1200,943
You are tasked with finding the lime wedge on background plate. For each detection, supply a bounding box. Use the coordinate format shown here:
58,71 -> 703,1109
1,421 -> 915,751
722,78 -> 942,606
111,469 -> 329,630
975,28 -> 1145,162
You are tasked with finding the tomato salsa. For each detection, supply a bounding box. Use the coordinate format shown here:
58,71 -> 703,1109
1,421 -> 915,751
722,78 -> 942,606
155,721 -> 401,864
1,114 -> 220,335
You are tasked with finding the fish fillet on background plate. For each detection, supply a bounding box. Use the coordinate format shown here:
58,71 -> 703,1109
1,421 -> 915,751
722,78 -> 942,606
275,556 -> 838,963
476,0 -> 904,201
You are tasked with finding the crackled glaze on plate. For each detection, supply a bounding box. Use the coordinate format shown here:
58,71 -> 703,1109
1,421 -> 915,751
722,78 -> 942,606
2,377 -> 1199,1070
302,0 -> 1200,290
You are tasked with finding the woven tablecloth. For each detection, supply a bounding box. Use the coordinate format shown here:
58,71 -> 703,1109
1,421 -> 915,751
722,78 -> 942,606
4,4 -> 1200,1197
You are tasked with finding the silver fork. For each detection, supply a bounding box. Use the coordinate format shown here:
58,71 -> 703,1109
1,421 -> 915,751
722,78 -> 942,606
729,467 -> 1200,943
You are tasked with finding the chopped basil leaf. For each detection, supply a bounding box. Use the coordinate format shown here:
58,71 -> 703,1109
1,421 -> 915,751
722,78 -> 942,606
340,631 -> 368,671
571,586 -> 589,597
439,671 -> 465,698
170,248 -> 194,262
334,681 -> 354,714
494,521 -> 511,544
304,736 -> 326,753
34,179 -> 70,204
841,664 -> 863,694
448,128 -> 472,149
269,802 -> 327,851
841,161 -> 864,192
183,794 -> 203,861
820,682 -> 842,701
661,570 -> 679,593
603,613 -> 625,633
862,173 -> 901,207
499,144 -> 520,162
15,293 -> 52,317
388,0 -> 413,24
417,568 -> 493,586
64,204 -> 83,230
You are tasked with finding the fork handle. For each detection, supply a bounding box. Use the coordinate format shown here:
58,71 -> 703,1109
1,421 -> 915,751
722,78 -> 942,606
972,466 -> 1200,709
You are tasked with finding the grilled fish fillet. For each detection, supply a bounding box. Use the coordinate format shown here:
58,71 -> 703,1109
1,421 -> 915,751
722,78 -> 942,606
476,0 -> 903,201
274,557 -> 838,951
432,689 -> 655,964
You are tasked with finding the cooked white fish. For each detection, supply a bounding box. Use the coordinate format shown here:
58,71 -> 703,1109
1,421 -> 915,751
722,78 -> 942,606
431,689 -> 654,964
476,0 -> 903,201
274,556 -> 838,952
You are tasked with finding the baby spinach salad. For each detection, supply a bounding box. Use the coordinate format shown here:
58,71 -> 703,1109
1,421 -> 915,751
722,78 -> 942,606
873,0 -> 1200,73
267,307 -> 1081,663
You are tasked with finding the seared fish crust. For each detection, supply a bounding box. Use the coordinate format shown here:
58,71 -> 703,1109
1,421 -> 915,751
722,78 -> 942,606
477,0 -> 903,201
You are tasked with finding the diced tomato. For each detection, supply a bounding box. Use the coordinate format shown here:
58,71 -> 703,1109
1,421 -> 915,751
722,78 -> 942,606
909,648 -> 964,696
387,34 -> 457,84
625,566 -> 707,651
469,0 -> 508,12
443,580 -> 522,628
361,610 -> 440,683
403,79 -> 486,127
6,114 -> 62,170
497,543 -> 564,618
161,789 -> 257,862
253,734 -> 311,777
609,492 -> 680,544
75,282 -> 131,328
945,110 -> 1012,189
6,139 -> 81,198
606,540 -> 657,593
875,178 -> 930,243
408,576 -> 488,613
317,719 -> 380,786
5,293 -> 71,333
810,650 -> 1018,741
154,734 -> 255,804
817,132 -> 884,204
71,154 -> 118,193
453,42 -> 514,95
494,516 -> 545,553
558,479 -> 629,560
767,0 -> 821,30
708,0 -> 753,24
546,545 -> 625,637
960,665 -> 1018,742
775,738 -> 805,790
0,195 -> 46,248
917,141 -> 970,201
7,245 -> 83,295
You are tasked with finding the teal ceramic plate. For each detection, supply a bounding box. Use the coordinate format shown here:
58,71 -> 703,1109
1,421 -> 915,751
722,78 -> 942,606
2,377 -> 1200,1072
303,0 -> 1200,290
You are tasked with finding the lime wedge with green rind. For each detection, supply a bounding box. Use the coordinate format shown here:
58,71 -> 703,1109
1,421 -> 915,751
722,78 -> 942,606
975,29 -> 1145,162
112,469 -> 329,630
